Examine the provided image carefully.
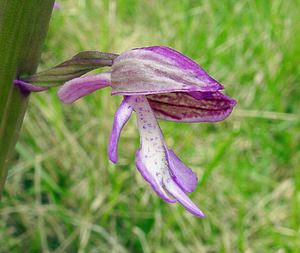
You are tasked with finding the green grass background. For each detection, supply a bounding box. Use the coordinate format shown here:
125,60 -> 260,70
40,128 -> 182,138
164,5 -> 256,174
1,0 -> 300,252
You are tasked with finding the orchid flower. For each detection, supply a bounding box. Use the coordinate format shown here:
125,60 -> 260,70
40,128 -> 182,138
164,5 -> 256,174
57,46 -> 236,217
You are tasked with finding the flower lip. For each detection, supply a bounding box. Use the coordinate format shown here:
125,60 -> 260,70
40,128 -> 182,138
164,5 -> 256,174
127,95 -> 204,217
135,148 -> 176,203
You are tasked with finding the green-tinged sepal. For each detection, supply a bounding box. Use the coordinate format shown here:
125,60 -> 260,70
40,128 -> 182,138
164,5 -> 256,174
21,51 -> 119,87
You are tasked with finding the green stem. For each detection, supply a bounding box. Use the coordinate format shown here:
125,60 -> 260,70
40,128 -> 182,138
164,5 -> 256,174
0,0 -> 54,197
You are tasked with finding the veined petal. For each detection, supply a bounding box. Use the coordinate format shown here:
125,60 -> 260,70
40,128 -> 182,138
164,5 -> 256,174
166,149 -> 198,193
127,95 -> 204,217
111,46 -> 223,95
108,98 -> 133,163
147,91 -> 236,122
58,72 -> 111,104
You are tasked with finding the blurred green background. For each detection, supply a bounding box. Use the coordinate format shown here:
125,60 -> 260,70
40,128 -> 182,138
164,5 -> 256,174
1,0 -> 300,252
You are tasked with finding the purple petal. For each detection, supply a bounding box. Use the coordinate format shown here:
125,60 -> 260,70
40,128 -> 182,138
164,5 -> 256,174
111,46 -> 223,96
147,91 -> 236,122
14,80 -> 48,92
135,149 -> 175,203
166,149 -> 198,193
164,179 -> 205,218
127,95 -> 204,217
58,72 -> 111,103
143,46 -> 222,88
108,98 -> 133,163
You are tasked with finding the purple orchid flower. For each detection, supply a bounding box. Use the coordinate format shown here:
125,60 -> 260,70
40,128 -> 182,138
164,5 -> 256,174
58,46 -> 236,217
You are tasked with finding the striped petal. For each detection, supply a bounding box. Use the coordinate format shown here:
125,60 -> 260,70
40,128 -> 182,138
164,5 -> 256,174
147,91 -> 236,122
58,72 -> 111,103
108,98 -> 133,163
111,46 -> 223,96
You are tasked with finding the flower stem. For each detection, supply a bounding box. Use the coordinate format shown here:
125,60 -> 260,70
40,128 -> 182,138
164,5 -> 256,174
0,0 -> 54,198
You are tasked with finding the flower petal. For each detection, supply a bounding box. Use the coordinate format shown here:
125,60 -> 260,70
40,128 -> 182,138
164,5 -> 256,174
108,98 -> 133,163
135,149 -> 175,203
14,80 -> 48,92
164,179 -> 205,217
127,95 -> 204,216
58,72 -> 111,103
166,149 -> 198,193
111,46 -> 223,95
147,91 -> 236,122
